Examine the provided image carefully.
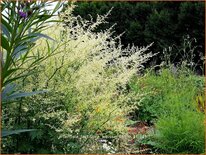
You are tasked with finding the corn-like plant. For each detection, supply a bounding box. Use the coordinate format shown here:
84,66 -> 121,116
1,1 -> 62,103
1,1 -> 63,138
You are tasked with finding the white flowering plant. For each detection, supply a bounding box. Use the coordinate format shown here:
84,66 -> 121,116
2,3 -> 154,153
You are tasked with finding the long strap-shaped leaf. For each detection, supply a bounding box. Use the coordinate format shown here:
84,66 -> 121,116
2,90 -> 48,103
2,129 -> 36,137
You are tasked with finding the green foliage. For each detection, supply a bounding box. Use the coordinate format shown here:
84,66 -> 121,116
130,67 -> 205,153
130,66 -> 204,122
153,111 -> 204,153
1,0 -> 62,144
1,1 -> 62,105
1,1 -> 60,85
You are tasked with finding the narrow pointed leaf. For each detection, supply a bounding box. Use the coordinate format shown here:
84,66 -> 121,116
2,129 -> 36,137
3,90 -> 48,102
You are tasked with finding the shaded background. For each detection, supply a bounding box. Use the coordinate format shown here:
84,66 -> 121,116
66,1 -> 205,74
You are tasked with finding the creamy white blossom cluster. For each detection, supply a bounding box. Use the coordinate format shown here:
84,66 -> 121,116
24,4 -> 154,147
59,6 -> 153,133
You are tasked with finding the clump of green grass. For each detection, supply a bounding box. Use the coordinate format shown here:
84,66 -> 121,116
129,66 -> 205,153
154,110 -> 204,153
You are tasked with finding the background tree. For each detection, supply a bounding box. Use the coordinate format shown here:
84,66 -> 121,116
70,1 -> 205,74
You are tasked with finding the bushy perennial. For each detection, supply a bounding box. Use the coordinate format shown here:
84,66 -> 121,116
23,4 -> 153,152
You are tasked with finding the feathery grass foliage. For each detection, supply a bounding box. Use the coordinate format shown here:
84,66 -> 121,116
153,110 -> 204,153
129,67 -> 205,153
